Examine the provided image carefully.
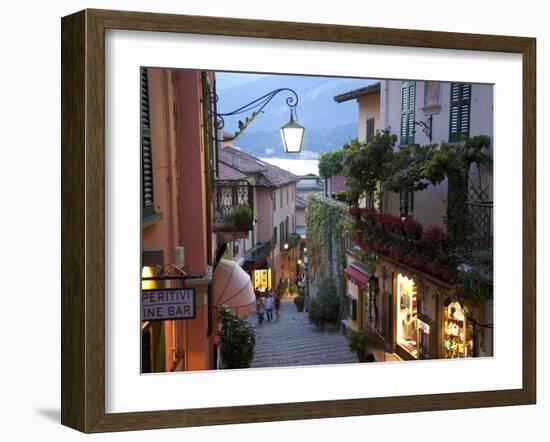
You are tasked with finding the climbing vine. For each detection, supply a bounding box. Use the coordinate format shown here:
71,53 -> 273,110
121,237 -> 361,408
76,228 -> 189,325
306,194 -> 348,313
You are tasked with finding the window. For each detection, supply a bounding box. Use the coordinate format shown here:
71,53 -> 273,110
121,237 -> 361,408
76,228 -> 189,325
400,189 -> 414,218
286,187 -> 289,205
280,189 -> 283,208
273,226 -> 278,245
366,117 -> 375,142
285,217 -> 289,242
449,83 -> 471,142
400,81 -> 416,145
272,191 -> 276,211
232,154 -> 240,169
291,184 -> 294,201
141,68 -> 155,217
424,81 -> 440,108
279,221 -> 284,245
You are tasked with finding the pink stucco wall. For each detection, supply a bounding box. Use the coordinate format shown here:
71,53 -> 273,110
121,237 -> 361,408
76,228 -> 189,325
175,70 -> 207,275
141,68 -> 213,372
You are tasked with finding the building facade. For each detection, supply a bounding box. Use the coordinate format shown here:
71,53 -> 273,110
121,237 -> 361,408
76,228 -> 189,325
140,68 -> 216,373
336,80 -> 493,361
218,145 -> 300,293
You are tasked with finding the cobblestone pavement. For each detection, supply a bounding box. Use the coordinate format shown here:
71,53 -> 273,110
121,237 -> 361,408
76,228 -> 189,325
247,297 -> 358,368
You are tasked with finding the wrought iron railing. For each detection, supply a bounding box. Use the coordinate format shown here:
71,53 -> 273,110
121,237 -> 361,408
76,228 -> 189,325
213,180 -> 254,232
466,200 -> 493,251
244,240 -> 273,266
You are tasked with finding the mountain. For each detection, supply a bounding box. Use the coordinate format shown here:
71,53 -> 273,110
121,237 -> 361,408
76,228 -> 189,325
215,72 -> 375,157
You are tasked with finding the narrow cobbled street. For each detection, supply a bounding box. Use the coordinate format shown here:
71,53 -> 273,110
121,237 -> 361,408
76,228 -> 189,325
247,297 -> 358,368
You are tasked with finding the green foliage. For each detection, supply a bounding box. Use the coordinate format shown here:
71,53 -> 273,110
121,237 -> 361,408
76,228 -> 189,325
288,281 -> 299,294
318,148 -> 345,178
314,278 -> 341,323
317,131 -> 492,204
348,328 -> 377,353
306,194 -> 348,291
288,232 -> 301,249
219,306 -> 256,369
342,130 -> 397,204
227,203 -> 253,227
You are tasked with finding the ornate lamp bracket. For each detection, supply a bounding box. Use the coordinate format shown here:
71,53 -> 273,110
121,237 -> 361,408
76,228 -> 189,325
204,88 -> 300,142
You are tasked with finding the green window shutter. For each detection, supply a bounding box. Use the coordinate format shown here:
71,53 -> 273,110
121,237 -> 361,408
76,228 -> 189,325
400,81 -> 416,145
366,117 -> 375,141
399,189 -> 414,217
141,68 -> 155,217
449,83 -> 471,142
201,73 -> 215,187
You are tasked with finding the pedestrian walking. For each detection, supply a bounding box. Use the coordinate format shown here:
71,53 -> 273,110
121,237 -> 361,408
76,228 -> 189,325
265,293 -> 274,321
274,291 -> 281,320
257,296 -> 265,324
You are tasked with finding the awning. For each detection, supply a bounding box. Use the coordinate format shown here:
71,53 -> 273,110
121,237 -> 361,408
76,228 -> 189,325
214,259 -> 256,317
344,265 -> 370,288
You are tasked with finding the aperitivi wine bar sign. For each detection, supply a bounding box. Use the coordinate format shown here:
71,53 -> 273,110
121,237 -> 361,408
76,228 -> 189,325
141,288 -> 196,321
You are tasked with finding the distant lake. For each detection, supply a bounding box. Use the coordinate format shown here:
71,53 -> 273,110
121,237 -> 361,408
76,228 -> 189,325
260,158 -> 319,176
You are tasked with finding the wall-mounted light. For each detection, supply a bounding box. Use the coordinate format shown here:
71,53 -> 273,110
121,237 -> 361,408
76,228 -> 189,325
204,87 -> 305,154
280,110 -> 305,153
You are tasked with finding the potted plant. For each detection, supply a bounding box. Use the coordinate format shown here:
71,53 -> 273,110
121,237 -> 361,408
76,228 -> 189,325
227,203 -> 253,228
315,279 -> 341,330
218,306 -> 256,369
348,328 -> 377,362
348,330 -> 368,362
293,292 -> 305,312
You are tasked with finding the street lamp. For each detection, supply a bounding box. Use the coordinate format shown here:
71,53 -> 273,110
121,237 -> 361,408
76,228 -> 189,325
280,110 -> 305,153
204,87 -> 305,153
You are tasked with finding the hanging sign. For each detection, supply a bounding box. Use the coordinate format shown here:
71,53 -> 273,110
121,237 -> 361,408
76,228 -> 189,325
141,288 -> 196,321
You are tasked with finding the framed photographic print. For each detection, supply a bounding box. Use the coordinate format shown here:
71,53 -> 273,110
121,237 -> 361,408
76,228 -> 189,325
61,9 -> 536,433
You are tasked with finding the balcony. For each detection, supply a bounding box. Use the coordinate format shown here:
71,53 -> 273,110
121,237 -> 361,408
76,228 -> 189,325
243,240 -> 274,270
466,201 -> 493,251
280,232 -> 301,252
213,181 -> 254,240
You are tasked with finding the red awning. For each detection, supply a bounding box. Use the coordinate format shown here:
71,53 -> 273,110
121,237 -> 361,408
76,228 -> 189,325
344,266 -> 370,287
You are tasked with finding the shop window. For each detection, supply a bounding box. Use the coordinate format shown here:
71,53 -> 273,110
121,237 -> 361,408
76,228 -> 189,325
350,298 -> 357,321
254,269 -> 271,291
418,316 -> 431,359
444,301 -> 474,358
396,274 -> 418,358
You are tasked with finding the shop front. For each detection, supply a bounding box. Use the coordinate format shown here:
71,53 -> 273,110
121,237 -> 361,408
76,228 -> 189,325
252,268 -> 272,292
443,300 -> 474,358
394,273 -> 419,360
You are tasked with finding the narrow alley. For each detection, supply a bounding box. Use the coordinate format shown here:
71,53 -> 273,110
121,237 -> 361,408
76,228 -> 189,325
247,298 -> 358,368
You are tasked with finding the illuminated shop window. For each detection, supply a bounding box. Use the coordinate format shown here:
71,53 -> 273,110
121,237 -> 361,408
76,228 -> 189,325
396,274 -> 418,358
444,301 -> 474,358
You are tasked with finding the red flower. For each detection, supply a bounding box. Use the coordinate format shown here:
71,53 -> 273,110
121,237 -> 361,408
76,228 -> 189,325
424,226 -> 446,246
402,217 -> 423,236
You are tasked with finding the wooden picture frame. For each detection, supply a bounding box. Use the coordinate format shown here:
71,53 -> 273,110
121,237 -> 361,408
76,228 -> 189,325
61,8 -> 536,433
